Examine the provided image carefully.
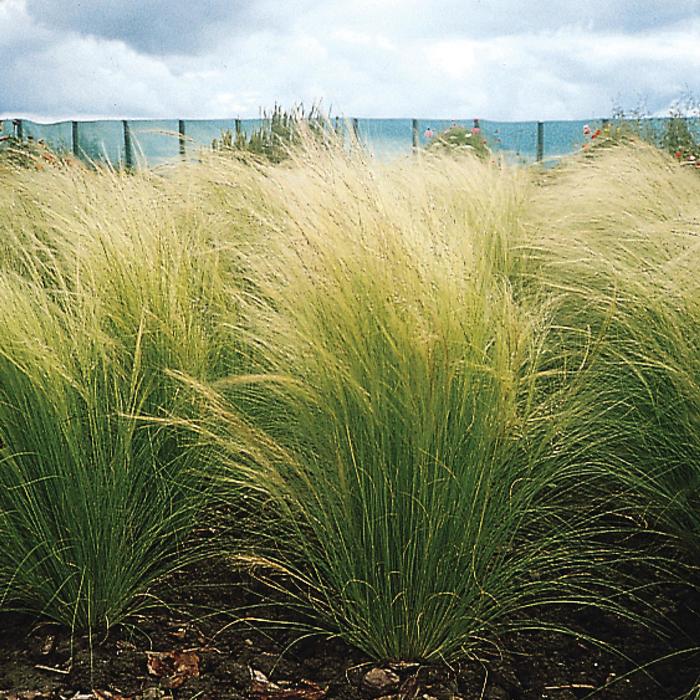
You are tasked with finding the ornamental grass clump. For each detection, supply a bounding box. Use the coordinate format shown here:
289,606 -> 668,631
525,142 -> 700,559
201,145 -> 635,662
0,163 -> 242,633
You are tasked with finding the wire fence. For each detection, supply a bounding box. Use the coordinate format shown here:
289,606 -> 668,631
1,116 -> 699,169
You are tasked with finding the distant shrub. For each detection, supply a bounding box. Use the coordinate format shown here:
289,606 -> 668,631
662,107 -> 700,168
426,123 -> 490,159
212,104 -> 335,163
0,134 -> 68,170
584,95 -> 700,168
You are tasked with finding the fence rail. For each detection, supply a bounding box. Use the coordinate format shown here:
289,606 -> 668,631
1,116 -> 698,169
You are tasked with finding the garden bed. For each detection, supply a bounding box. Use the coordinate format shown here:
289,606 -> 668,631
0,559 -> 698,700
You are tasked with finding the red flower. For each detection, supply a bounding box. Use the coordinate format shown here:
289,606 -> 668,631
675,150 -> 683,159
591,129 -> 602,139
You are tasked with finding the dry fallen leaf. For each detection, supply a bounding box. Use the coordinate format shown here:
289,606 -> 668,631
249,669 -> 327,700
93,691 -> 131,700
145,650 -> 200,689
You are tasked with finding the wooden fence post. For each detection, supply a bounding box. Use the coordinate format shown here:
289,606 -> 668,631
178,119 -> 186,158
536,121 -> 544,162
412,119 -> 419,151
72,121 -> 80,158
122,120 -> 133,171
235,118 -> 242,136
352,118 -> 359,142
15,119 -> 23,141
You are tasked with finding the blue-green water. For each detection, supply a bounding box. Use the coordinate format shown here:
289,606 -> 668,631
1,116 -> 697,168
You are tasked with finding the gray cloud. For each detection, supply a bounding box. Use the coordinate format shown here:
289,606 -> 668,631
24,0 -> 700,57
23,0 -> 299,54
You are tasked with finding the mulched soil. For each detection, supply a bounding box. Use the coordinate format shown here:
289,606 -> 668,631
0,558 -> 698,700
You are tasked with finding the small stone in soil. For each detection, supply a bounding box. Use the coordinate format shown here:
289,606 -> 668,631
362,667 -> 401,696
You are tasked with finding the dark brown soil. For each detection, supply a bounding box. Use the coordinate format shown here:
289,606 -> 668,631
0,558 -> 698,700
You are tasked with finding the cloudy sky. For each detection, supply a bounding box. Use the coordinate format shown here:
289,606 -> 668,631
1,0 -> 699,122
